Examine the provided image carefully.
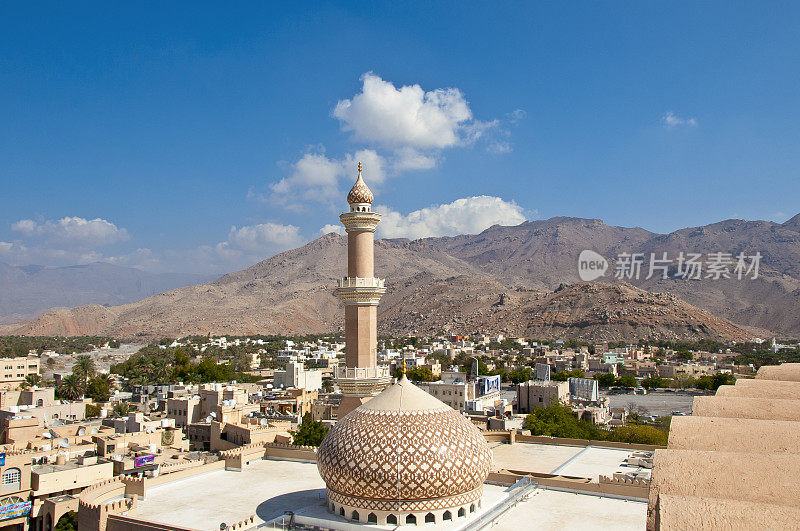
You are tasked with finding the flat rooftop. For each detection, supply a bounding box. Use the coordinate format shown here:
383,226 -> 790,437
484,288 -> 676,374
134,443 -> 650,530
498,488 -> 646,529
489,442 -> 651,480
135,460 -> 325,530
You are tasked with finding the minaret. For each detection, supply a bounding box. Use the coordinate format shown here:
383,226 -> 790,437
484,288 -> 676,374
334,163 -> 392,418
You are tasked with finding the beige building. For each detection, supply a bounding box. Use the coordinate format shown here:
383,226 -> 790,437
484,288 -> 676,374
166,396 -> 201,428
648,362 -> 800,529
273,361 -> 323,391
417,381 -> 475,411
0,388 -> 87,445
657,362 -> 715,379
517,380 -> 570,413
0,357 -> 40,388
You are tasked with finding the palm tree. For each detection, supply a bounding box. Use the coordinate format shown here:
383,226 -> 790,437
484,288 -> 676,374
72,355 -> 96,385
57,374 -> 84,401
112,402 -> 134,417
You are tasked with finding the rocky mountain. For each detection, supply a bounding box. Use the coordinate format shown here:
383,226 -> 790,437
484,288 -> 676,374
0,218 -> 778,342
2,213 -> 799,340
0,262 -> 210,324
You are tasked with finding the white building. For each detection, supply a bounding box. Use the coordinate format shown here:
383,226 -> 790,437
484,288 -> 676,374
273,362 -> 323,392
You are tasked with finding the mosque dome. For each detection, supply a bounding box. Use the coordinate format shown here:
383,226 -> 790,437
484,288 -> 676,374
317,375 -> 492,525
347,163 -> 374,205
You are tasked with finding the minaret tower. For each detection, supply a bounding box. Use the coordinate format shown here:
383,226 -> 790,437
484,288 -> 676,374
334,163 -> 392,418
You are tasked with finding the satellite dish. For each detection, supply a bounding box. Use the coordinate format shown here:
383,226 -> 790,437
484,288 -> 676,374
90,427 -> 98,434
58,438 -> 70,448
77,427 -> 86,436
49,429 -> 59,440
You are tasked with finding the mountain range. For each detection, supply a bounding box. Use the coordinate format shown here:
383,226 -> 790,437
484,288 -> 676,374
1,213 -> 799,341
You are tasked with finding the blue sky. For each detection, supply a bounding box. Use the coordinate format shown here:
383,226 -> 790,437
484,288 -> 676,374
1,2 -> 798,274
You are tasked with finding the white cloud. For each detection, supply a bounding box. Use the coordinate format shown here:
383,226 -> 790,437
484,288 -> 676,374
487,141 -> 512,154
506,109 -> 526,123
11,216 -> 129,248
333,73 -> 473,150
0,240 -> 103,267
1,211 -> 307,275
264,73 -> 519,212
106,222 -> 306,275
373,196 -> 527,240
268,148 -> 386,210
220,223 -> 303,254
662,111 -> 697,128
0,216 -> 130,267
103,248 -> 162,271
392,147 -> 437,171
319,224 -> 345,236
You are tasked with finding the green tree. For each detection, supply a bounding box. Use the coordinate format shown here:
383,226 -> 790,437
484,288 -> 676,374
85,377 -> 111,402
321,380 -> 334,393
606,425 -> 668,446
641,376 -> 667,389
507,367 -> 532,384
551,369 -> 586,382
616,374 -> 637,388
292,413 -> 329,447
696,373 -> 736,391
394,367 -> 435,382
523,404 -> 603,440
56,374 -> 84,401
54,511 -> 78,531
593,373 -> 616,388
112,402 -> 135,417
73,355 -> 96,385
85,403 -> 103,418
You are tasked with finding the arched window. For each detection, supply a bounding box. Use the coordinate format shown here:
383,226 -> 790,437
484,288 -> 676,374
367,512 -> 377,523
443,511 -> 452,520
458,507 -> 466,517
470,503 -> 475,513
425,512 -> 435,523
406,514 -> 417,525
387,514 -> 397,525
36,399 -> 44,407
351,511 -> 359,521
339,507 -> 345,517
1,468 -> 21,492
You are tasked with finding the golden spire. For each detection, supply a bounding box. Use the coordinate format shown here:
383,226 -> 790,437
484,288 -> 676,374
347,162 -> 374,204
401,357 -> 407,376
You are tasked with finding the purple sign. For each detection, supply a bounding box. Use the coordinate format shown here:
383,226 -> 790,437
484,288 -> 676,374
134,454 -> 155,468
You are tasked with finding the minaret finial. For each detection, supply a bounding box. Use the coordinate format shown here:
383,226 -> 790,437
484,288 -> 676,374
347,161 -> 374,205
401,357 -> 407,376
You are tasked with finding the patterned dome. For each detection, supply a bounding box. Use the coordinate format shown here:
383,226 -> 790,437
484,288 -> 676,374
347,164 -> 374,204
317,375 -> 492,514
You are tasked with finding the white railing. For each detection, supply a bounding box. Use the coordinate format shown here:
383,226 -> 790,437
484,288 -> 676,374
335,366 -> 391,379
337,277 -> 385,289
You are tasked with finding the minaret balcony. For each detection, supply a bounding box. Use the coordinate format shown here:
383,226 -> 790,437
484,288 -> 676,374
335,277 -> 386,305
337,277 -> 385,289
334,365 -> 393,395
339,211 -> 381,232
